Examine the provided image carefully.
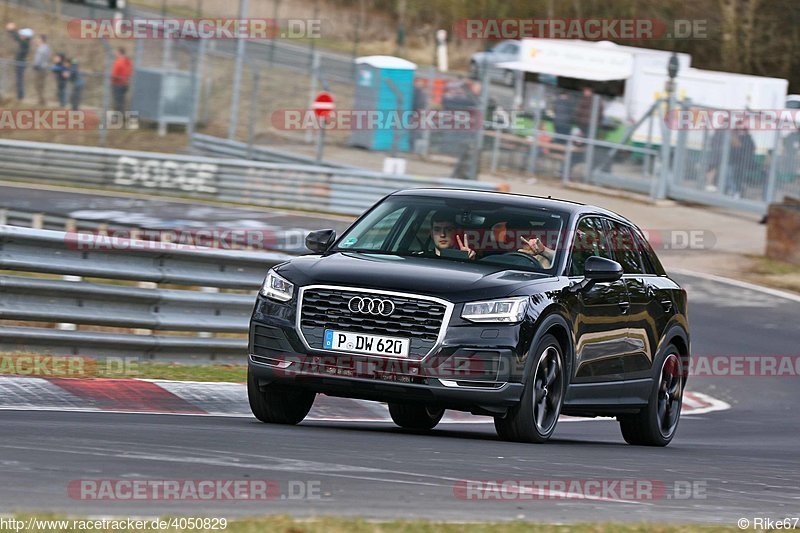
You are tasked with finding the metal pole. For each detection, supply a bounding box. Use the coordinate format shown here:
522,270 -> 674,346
469,56 -> 490,180
315,118 -> 326,163
654,91 -> 676,200
187,38 -> 206,140
247,70 -> 261,158
490,128 -> 501,174
764,127 -> 781,203
526,83 -> 544,174
99,40 -> 112,146
584,93 -> 600,184
305,51 -> 320,144
268,0 -> 281,65
562,136 -> 575,183
227,0 -> 249,140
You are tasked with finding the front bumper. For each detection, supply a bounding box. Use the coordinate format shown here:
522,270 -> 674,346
248,294 -> 531,414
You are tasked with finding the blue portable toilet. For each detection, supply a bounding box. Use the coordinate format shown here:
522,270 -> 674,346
349,55 -> 417,153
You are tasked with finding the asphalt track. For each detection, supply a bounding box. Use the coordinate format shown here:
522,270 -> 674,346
0,273 -> 798,524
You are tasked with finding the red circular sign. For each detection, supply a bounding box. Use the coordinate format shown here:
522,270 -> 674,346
312,91 -> 335,119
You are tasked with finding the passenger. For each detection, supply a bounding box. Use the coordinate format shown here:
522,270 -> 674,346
429,209 -> 476,260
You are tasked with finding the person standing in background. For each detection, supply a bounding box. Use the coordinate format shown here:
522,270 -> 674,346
63,57 -> 85,111
110,48 -> 133,113
51,53 -> 68,107
5,23 -> 33,101
32,34 -> 51,105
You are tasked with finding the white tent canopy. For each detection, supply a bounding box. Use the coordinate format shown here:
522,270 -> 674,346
496,40 -> 638,81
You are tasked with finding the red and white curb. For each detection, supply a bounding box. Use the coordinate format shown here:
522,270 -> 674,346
0,376 -> 730,422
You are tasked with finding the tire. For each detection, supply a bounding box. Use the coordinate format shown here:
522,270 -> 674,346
248,368 -> 315,425
494,333 -> 565,443
618,346 -> 683,446
388,403 -> 444,430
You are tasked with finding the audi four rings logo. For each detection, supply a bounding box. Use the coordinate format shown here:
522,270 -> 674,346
348,297 -> 396,316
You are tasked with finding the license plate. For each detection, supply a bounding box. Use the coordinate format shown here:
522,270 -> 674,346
323,330 -> 410,357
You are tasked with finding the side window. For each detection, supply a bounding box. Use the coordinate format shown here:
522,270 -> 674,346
606,220 -> 644,275
347,207 -> 406,250
569,217 -> 611,276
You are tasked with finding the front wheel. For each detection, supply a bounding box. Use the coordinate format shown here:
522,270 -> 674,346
388,403 -> 444,430
248,368 -> 315,425
494,334 -> 565,443
618,347 -> 683,446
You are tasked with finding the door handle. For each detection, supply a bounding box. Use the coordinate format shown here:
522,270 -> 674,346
618,300 -> 631,313
659,299 -> 673,312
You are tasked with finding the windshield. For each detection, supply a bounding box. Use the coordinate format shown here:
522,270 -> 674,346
332,195 -> 568,273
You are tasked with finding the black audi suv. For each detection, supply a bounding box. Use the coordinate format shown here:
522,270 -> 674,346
248,189 -> 689,446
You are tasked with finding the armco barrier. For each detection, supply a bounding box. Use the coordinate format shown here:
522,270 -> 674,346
0,225 -> 293,360
0,139 -> 499,215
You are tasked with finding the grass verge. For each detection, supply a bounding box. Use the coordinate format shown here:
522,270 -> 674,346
743,255 -> 800,294
0,355 -> 247,382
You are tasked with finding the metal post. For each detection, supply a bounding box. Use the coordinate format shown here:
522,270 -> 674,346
584,93 -> 600,184
654,92 -> 676,200
562,136 -> 575,183
247,70 -> 261,158
227,0 -> 250,139
418,68 -> 434,157
764,127 -> 782,203
268,0 -> 281,65
187,39 -> 206,140
99,40 -> 112,146
490,128 -> 501,174
714,128 -> 733,196
469,56 -> 490,180
315,118 -> 326,163
526,83 -> 544,174
305,51 -> 320,144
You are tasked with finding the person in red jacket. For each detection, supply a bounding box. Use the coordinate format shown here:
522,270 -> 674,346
110,47 -> 133,113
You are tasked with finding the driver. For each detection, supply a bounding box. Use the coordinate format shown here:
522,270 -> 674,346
429,209 -> 476,260
518,235 -> 556,268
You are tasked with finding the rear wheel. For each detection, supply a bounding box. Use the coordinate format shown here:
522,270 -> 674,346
618,347 -> 683,446
494,334 -> 565,443
388,403 -> 444,430
248,368 -> 315,425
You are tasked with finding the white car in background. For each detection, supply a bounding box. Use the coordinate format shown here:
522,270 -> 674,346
469,40 -> 521,86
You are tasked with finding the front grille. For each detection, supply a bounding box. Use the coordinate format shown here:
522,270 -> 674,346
299,287 -> 448,358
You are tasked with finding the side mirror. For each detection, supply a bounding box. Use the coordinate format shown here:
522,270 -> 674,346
305,229 -> 336,253
584,256 -> 623,282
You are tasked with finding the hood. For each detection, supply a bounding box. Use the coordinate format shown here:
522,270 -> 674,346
276,252 -> 554,303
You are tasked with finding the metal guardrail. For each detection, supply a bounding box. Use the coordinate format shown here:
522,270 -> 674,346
0,225 -> 293,360
190,133 -> 353,168
0,139 -> 499,216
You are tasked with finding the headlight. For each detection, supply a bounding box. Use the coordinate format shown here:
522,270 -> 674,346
260,269 -> 294,302
461,297 -> 528,323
